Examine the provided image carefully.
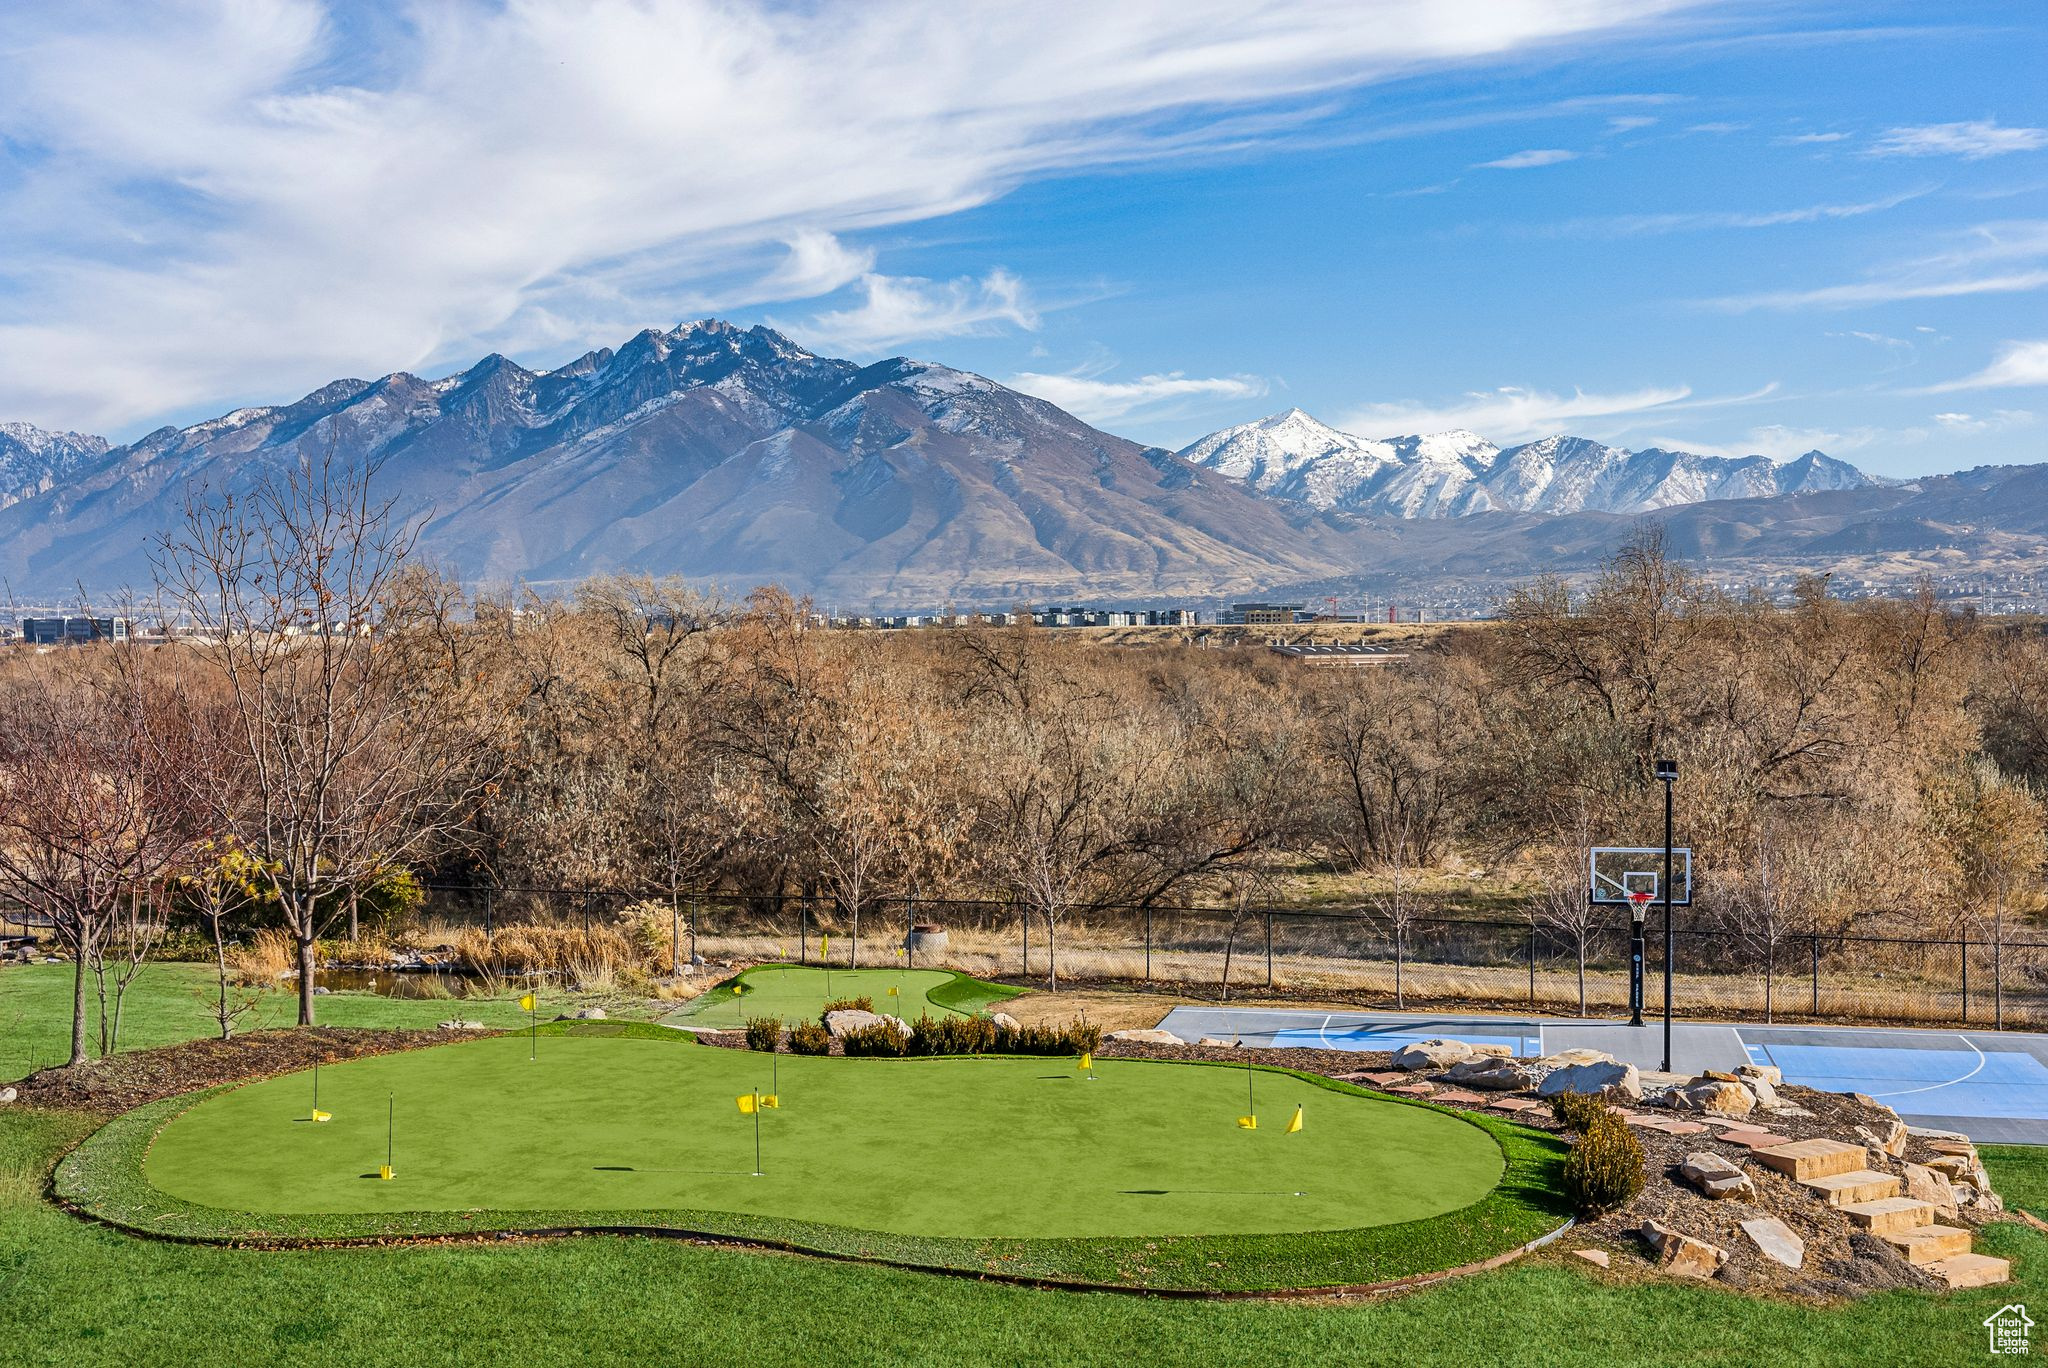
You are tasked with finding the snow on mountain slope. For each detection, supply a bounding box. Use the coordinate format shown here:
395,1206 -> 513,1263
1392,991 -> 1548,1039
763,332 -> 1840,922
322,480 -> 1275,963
1178,412 -> 1878,517
0,422 -> 111,511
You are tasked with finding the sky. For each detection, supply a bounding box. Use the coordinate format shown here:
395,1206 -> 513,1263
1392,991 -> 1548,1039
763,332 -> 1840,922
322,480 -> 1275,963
0,1 -> 2043,478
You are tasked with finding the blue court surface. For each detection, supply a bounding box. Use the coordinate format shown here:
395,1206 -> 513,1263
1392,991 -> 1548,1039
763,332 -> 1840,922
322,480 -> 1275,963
1155,1006 -> 2048,1143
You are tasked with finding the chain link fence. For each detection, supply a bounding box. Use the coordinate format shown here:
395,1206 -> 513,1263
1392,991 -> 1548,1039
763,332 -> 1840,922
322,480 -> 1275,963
390,884 -> 2048,1031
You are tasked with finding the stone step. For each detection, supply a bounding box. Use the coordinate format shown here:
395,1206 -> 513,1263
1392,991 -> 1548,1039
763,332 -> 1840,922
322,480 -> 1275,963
1841,1196 -> 1936,1236
1801,1169 -> 1902,1206
1882,1224 -> 1974,1266
1927,1253 -> 2010,1288
1754,1138 -> 1867,1181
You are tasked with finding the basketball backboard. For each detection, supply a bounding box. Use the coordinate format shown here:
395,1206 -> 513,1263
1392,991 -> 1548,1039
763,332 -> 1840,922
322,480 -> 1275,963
1589,846 -> 1691,906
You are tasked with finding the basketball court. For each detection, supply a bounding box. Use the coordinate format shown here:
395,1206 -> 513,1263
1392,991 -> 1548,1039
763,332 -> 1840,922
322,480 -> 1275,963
1153,1005 -> 2048,1144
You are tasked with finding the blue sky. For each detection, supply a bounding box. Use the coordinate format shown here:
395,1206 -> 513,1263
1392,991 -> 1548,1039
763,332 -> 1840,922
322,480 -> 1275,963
0,2 -> 2043,477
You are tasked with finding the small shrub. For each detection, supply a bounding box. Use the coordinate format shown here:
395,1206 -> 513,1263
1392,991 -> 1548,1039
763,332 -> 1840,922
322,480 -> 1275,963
907,1014 -> 998,1056
993,1022 -> 1100,1056
788,1021 -> 833,1056
1548,1090 -> 1609,1135
841,1022 -> 908,1057
821,996 -> 874,1017
1066,1020 -> 1103,1055
1562,1114 -> 1645,1217
744,1016 -> 783,1052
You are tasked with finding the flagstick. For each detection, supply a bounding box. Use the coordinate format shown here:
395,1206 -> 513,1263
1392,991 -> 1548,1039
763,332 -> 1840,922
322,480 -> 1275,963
753,1091 -> 763,1177
312,1062 -> 318,1117
529,995 -> 536,1061
385,1092 -> 394,1179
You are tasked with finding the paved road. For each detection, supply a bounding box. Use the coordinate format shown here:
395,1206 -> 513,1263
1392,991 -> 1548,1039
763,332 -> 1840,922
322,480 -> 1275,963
1156,1006 -> 2048,1144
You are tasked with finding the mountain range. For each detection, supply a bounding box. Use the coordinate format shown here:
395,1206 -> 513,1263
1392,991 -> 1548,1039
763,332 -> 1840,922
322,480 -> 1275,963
0,322 -> 2039,606
1177,408 -> 1874,518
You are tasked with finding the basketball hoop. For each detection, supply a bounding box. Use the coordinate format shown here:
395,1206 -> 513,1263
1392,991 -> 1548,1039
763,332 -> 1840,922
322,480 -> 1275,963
1627,890 -> 1654,922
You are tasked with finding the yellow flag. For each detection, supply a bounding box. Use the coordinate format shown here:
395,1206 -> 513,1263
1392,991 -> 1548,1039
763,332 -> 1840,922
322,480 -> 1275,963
887,985 -> 898,998
1077,1052 -> 1093,1072
1237,1115 -> 1258,1130
1285,1105 -> 1303,1134
820,934 -> 829,956
733,982 -> 745,996
760,1094 -> 780,1109
379,1164 -> 394,1181
518,992 -> 536,1012
310,1109 -> 332,1123
736,1093 -> 757,1115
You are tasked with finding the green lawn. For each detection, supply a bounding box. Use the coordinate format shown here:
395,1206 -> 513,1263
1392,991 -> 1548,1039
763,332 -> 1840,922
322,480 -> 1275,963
0,961 -> 653,1083
138,1035 -> 1500,1239
663,963 -> 1023,1029
3,1104 -> 2040,1366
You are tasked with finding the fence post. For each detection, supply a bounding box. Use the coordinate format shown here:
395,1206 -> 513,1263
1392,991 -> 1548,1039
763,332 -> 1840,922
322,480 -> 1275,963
1960,933 -> 1969,1026
800,901 -> 808,965
1021,905 -> 1029,979
1265,911 -> 1274,989
1529,926 -> 1540,1006
1144,906 -> 1152,984
1810,936 -> 1819,1016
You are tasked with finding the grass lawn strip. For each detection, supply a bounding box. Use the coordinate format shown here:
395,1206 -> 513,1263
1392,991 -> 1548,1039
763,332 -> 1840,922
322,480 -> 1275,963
56,1028 -> 1566,1293
5,1107 -> 2041,1365
664,964 -> 1024,1029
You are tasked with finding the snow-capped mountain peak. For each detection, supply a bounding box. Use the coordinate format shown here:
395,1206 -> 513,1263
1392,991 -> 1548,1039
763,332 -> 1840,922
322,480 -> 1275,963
1176,412 -> 1876,518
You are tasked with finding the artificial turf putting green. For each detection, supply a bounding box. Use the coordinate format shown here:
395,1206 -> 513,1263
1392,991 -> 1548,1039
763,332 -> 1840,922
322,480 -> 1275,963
664,963 -> 1023,1030
140,1034 -> 1500,1241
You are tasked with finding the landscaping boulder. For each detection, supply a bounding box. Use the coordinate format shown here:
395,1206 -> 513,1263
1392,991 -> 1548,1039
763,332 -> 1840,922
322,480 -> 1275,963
824,1008 -> 901,1038
0,1086 -> 15,1105
1107,1029 -> 1186,1046
1197,1037 -> 1233,1048
571,1007 -> 608,1021
1855,1120 -> 1908,1158
1537,1060 -> 1642,1102
1904,1162 -> 1959,1217
436,1019 -> 487,1031
1679,1151 -> 1756,1201
991,1013 -> 1023,1031
1573,1248 -> 1610,1269
1640,1220 -> 1728,1278
1740,1216 -> 1805,1270
1393,1039 -> 1475,1071
1676,1077 -> 1755,1116
1735,1063 -> 1782,1087
1445,1057 -> 1532,1091
1538,1048 -> 1616,1069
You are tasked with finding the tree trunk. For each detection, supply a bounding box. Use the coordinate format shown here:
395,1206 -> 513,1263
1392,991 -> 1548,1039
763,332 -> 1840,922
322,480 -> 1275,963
297,931 -> 317,1026
348,888 -> 359,942
1394,925 -> 1405,1010
1044,911 -> 1059,991
211,914 -> 234,1040
68,939 -> 88,1066
1577,940 -> 1587,1017
1221,918 -> 1238,1003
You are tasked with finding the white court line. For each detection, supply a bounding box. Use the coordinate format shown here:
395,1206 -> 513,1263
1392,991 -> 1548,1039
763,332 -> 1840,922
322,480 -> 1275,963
1747,1029 -> 1993,1102
1871,1034 -> 1987,1100
1316,1014 -> 1334,1051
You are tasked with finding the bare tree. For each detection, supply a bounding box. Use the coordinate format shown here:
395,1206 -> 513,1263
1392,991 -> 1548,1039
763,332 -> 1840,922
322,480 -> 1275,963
158,451 -> 491,1025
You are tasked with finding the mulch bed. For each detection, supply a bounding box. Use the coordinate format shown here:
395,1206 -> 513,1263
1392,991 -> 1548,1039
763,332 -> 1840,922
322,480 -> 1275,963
11,1027 -> 482,1114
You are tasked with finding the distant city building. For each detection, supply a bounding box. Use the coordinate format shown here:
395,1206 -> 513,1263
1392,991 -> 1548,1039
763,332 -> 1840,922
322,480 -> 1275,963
1218,602 -> 1305,626
20,615 -> 131,646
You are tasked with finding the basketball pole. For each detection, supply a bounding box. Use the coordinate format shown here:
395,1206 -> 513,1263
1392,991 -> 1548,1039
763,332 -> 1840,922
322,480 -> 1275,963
1656,758 -> 1678,1074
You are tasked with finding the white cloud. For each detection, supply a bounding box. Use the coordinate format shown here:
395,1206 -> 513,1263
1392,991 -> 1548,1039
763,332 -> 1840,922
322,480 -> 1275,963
1606,115 -> 1656,132
1776,131 -> 1850,145
1923,340 -> 2048,392
1932,409 -> 2035,434
1007,369 -> 1267,423
1704,219 -> 2048,311
1338,383 -> 1693,440
793,270 -> 1038,353
756,231 -> 875,302
1685,121 -> 1746,135
1636,425 -> 1897,460
1870,120 -> 2048,160
0,0 -> 1688,434
1476,147 -> 1577,169
1556,188 -> 1926,236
